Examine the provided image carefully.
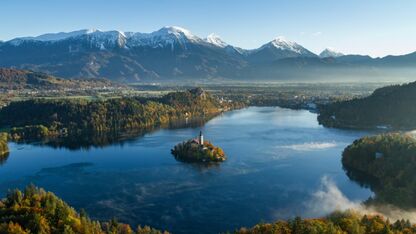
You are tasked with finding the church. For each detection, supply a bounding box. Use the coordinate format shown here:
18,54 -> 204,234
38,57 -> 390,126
192,131 -> 204,146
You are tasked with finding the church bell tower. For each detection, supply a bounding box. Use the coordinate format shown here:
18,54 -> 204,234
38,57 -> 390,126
199,131 -> 204,146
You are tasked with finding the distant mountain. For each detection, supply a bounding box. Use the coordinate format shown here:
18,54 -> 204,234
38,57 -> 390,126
1,27 -> 416,82
0,68 -> 118,90
319,48 -> 344,58
334,54 -> 374,64
247,37 -> 317,63
318,81 -> 416,129
377,51 -> 416,66
0,27 -> 249,82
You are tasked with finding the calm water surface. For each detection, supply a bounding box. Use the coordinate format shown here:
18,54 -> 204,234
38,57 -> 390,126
0,107 -> 373,233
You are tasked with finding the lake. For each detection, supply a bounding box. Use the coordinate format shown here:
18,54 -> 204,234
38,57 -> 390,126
0,107 -> 373,233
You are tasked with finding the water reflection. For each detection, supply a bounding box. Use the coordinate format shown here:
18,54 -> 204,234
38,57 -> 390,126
342,164 -> 414,209
0,152 -> 9,165
13,116 -> 213,151
343,166 -> 380,191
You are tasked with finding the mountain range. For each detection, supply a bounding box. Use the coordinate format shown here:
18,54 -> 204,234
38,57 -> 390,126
0,26 -> 415,83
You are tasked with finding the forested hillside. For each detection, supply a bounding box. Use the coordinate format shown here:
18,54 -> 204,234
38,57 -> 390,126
342,133 -> 416,208
0,88 -> 240,140
0,68 -> 118,90
236,210 -> 415,234
0,185 -> 168,234
318,81 -> 416,129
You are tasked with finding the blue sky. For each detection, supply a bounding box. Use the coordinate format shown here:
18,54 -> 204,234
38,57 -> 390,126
2,0 -> 415,57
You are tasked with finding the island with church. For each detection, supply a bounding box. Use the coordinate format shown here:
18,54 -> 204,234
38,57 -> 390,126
171,131 -> 226,163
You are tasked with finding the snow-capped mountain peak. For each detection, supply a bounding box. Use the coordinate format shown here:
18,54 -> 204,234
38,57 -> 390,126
205,33 -> 228,48
272,36 -> 293,44
319,48 -> 344,58
4,27 -> 322,57
269,36 -> 302,53
250,36 -> 317,58
8,29 -> 128,47
128,26 -> 204,49
6,26 -> 208,50
159,26 -> 196,38
144,26 -> 202,43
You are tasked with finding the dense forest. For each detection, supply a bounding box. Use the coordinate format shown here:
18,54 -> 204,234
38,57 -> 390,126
171,140 -> 226,163
236,210 -> 416,234
15,117 -> 211,151
318,81 -> 416,129
342,133 -> 416,208
0,185 -> 168,234
0,88 -> 240,140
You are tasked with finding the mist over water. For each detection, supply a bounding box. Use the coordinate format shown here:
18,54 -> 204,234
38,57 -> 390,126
0,107 -> 376,233
306,176 -> 416,223
305,176 -> 363,216
278,142 -> 338,151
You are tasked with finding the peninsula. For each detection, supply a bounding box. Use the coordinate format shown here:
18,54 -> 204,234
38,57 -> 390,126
342,133 -> 416,208
0,88 -> 244,141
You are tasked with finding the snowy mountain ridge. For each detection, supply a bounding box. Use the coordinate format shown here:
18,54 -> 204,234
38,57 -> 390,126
205,33 -> 228,48
269,36 -> 303,53
6,27 -> 318,55
1,27 -> 415,82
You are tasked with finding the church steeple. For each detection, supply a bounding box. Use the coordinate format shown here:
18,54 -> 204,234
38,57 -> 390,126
199,131 -> 204,146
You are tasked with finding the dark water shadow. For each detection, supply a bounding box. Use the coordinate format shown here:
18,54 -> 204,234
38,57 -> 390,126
12,116 -> 214,151
0,152 -> 9,166
343,165 -> 380,191
342,164 -> 416,209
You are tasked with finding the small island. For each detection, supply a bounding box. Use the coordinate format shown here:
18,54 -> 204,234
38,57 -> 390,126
171,131 -> 226,163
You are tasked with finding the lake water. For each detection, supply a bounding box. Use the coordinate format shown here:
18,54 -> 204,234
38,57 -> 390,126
0,107 -> 373,233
